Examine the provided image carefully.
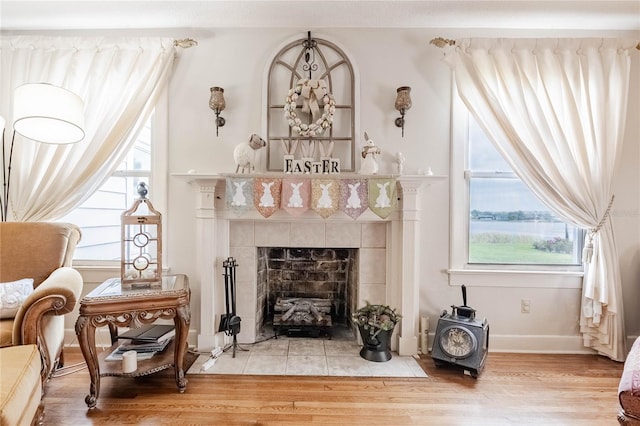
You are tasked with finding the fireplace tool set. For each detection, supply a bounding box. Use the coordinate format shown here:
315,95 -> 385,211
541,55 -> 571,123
218,257 -> 243,357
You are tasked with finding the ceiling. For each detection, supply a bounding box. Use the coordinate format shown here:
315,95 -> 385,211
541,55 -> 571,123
1,1 -> 639,32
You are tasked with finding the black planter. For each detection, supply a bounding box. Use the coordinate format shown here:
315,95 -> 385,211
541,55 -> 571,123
358,325 -> 393,362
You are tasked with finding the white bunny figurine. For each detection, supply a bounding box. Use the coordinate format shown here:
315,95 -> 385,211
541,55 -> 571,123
359,131 -> 380,175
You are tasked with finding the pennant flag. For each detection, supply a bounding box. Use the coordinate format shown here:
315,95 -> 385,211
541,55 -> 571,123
340,178 -> 368,220
311,178 -> 340,219
281,177 -> 311,216
254,177 -> 282,218
368,178 -> 397,219
226,178 -> 254,216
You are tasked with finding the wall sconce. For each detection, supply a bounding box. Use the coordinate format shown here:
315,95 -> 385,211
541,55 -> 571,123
209,86 -> 226,137
394,86 -> 412,138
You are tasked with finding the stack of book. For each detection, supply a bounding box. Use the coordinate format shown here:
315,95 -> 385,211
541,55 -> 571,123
105,324 -> 175,361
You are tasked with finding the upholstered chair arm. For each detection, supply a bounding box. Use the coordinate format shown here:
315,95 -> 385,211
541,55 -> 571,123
12,267 -> 83,344
11,267 -> 83,377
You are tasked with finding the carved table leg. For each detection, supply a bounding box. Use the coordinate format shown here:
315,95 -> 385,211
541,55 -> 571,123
75,315 -> 100,408
174,304 -> 191,393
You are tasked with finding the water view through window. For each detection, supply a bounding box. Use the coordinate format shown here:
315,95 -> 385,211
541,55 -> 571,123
467,117 -> 583,265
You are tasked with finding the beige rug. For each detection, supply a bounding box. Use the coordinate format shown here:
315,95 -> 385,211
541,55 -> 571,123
187,338 -> 427,378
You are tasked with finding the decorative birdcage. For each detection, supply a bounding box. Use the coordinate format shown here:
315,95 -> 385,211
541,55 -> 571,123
121,182 -> 162,289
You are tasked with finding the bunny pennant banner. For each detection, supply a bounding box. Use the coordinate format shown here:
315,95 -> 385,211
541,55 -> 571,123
281,177 -> 310,216
254,177 -> 282,218
311,178 -> 340,219
226,178 -> 254,216
340,179 -> 368,220
368,178 -> 398,219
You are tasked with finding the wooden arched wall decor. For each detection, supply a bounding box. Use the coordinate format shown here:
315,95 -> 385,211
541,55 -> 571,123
266,32 -> 356,172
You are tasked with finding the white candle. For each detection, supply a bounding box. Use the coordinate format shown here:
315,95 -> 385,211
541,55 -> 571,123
420,332 -> 429,354
122,350 -> 137,373
420,316 -> 429,333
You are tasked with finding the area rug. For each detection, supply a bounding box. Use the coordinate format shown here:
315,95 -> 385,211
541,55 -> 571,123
187,338 -> 427,378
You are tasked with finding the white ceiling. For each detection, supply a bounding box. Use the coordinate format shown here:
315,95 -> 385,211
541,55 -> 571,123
1,1 -> 639,32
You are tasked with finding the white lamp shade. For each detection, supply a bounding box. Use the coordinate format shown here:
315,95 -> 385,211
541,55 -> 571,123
13,83 -> 85,144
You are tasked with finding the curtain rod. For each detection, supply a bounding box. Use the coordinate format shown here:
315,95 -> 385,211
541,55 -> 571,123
429,37 -> 640,50
173,38 -> 198,48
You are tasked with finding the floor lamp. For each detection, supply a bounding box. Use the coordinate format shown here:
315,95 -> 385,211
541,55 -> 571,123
1,83 -> 85,221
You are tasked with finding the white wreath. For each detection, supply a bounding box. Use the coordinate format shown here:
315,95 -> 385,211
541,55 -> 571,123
284,78 -> 335,138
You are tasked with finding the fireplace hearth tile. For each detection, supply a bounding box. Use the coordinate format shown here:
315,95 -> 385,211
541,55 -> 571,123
324,340 -> 360,356
326,355 -> 371,376
210,353 -> 249,374
252,339 -> 289,356
288,339 -> 325,356
187,338 -> 428,378
244,355 -> 287,375
286,355 -> 328,375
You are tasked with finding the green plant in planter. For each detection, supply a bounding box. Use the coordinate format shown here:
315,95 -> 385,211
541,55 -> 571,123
351,302 -> 401,339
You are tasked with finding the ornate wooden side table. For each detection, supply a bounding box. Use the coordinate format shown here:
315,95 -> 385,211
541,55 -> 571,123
75,274 -> 190,408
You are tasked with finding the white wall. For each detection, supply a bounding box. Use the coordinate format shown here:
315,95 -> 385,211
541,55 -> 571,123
162,27 -> 640,354
50,26 -> 638,353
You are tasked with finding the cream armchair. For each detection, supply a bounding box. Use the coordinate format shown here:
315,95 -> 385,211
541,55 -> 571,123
0,222 -> 83,385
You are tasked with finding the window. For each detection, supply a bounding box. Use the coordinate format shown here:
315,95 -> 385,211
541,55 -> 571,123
451,91 -> 584,271
60,118 -> 150,261
59,91 -> 168,263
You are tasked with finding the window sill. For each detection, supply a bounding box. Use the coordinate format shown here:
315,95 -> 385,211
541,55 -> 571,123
447,268 -> 583,289
72,263 -> 171,284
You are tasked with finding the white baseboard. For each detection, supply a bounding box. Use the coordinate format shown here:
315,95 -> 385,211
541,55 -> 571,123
485,334 -> 595,354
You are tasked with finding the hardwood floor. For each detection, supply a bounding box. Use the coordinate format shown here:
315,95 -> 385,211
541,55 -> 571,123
42,348 -> 624,425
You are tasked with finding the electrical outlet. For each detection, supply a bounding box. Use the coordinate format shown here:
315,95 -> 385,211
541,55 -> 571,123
521,299 -> 531,313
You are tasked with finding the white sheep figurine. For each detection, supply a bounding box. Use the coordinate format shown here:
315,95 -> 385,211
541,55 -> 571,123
234,133 -> 267,173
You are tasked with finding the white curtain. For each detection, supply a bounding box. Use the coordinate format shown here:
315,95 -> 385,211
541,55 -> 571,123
444,38 -> 634,361
0,36 -> 176,221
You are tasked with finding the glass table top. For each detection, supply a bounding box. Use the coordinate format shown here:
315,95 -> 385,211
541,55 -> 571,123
85,275 -> 186,300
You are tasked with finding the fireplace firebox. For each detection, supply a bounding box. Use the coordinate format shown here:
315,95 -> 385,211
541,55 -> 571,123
257,247 -> 358,338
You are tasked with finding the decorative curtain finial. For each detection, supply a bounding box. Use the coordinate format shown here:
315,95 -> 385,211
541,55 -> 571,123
174,38 -> 198,48
430,37 -> 456,48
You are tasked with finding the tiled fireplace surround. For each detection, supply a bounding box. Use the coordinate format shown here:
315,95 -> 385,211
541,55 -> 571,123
178,174 -> 436,356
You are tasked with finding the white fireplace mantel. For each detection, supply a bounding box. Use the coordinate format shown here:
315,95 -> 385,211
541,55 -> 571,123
173,172 -> 445,355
